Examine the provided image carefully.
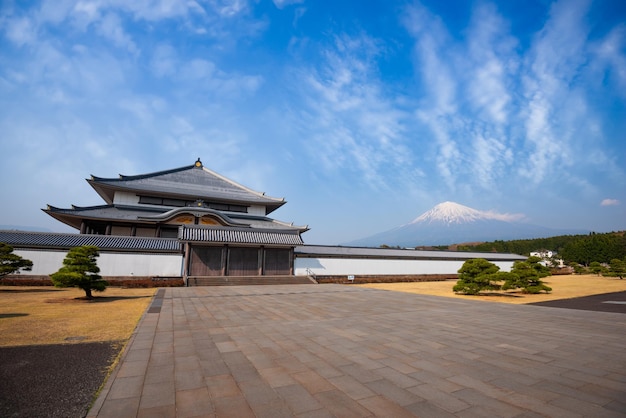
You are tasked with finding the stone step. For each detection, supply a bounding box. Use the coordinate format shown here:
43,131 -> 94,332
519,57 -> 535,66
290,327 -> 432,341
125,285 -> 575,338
186,275 -> 316,286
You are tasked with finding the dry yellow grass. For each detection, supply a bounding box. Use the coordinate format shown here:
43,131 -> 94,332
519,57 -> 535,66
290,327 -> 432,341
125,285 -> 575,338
0,286 -> 155,347
358,274 -> 626,304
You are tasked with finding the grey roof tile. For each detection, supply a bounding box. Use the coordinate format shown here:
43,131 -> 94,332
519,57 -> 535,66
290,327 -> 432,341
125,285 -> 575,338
294,245 -> 526,261
179,226 -> 304,246
44,205 -> 307,232
46,205 -> 162,221
0,230 -> 181,252
89,162 -> 285,212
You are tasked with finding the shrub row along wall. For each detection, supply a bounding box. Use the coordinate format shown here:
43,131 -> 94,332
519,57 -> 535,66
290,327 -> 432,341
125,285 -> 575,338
2,276 -> 185,287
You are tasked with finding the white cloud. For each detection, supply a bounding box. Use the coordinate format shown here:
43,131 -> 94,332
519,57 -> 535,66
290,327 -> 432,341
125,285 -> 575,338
182,59 -> 217,81
519,0 -> 590,182
601,199 -> 620,206
401,0 -> 623,201
466,2 -> 516,126
404,3 -> 462,189
96,12 -> 138,54
593,25 -> 626,95
148,43 -> 263,96
273,0 -> 304,10
472,133 -> 512,188
150,43 -> 177,77
295,33 -> 412,189
213,0 -> 248,18
3,16 -> 37,46
483,209 -> 526,222
71,1 -> 102,29
464,3 -> 518,188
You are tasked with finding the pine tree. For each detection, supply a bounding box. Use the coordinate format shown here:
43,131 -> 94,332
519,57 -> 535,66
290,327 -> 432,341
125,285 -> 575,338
50,246 -> 107,299
453,258 -> 508,295
0,243 -> 33,278
503,256 -> 552,294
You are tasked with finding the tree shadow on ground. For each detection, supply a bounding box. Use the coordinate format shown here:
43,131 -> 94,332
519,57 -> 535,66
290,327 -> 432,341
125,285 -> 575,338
470,292 -> 524,298
0,288 -> 62,293
0,313 -> 29,318
44,295 -> 153,303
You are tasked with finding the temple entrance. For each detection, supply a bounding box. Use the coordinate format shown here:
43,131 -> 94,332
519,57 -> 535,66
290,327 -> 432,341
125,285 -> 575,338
227,247 -> 259,276
188,245 -> 293,276
264,248 -> 291,275
189,247 -> 224,276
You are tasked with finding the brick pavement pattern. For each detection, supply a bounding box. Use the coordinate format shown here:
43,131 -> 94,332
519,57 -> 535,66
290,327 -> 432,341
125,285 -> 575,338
88,284 -> 626,417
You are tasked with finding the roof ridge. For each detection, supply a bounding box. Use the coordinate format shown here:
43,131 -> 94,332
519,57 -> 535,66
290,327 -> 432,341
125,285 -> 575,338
199,166 -> 285,203
46,204 -> 114,212
90,163 -> 196,182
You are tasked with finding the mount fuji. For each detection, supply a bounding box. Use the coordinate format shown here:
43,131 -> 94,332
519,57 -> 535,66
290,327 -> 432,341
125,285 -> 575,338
345,201 -> 587,247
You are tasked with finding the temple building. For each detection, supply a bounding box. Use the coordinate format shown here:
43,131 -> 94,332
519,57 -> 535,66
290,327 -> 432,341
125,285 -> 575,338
44,159 -> 307,277
0,158 -> 527,285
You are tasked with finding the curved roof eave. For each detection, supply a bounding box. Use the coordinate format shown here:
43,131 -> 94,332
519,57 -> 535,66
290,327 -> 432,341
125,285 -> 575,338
224,213 -> 309,233
269,219 -> 310,233
42,204 -> 159,227
42,206 -> 83,230
137,207 -> 250,227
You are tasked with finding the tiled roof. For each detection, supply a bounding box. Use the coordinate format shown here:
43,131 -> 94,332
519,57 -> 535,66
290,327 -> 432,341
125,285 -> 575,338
44,204 -> 308,232
294,245 -> 527,261
0,230 -> 181,252
46,204 -> 163,220
228,215 -> 308,231
89,161 -> 285,213
179,226 -> 304,246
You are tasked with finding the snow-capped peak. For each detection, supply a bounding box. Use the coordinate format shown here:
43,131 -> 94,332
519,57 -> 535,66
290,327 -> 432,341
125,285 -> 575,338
410,201 -> 518,225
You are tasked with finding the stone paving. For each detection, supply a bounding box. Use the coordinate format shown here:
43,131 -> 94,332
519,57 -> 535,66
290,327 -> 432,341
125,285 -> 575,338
88,284 -> 626,417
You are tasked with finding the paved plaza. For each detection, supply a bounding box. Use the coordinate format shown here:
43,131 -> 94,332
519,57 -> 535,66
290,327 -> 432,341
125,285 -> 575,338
88,284 -> 626,417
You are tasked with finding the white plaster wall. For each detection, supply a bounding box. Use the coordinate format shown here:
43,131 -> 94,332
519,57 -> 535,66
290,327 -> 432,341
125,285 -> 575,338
14,249 -> 67,275
112,191 -> 140,205
14,249 -> 515,278
97,253 -> 182,276
294,257 -> 516,276
248,205 -> 266,216
13,249 -> 182,277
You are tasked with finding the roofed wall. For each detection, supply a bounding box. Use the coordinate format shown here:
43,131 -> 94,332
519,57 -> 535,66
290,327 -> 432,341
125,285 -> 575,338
294,256 -> 517,277
13,249 -> 183,277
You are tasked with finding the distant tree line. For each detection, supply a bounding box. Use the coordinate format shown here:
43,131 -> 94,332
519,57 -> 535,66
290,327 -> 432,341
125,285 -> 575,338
456,231 -> 626,265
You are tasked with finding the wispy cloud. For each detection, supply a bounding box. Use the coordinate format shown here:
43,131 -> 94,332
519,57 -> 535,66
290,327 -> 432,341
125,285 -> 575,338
466,2 -> 516,126
482,209 -> 526,222
401,0 -> 625,203
464,3 -> 517,188
519,0 -> 591,183
0,0 -> 264,212
404,3 -> 462,189
404,2 -> 522,190
593,25 -> 626,94
295,33 -> 412,189
95,12 -> 138,55
272,0 -> 304,10
601,199 -> 620,206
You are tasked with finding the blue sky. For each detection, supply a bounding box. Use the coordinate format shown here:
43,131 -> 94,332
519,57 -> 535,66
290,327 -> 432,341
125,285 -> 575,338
1,0 -> 625,245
